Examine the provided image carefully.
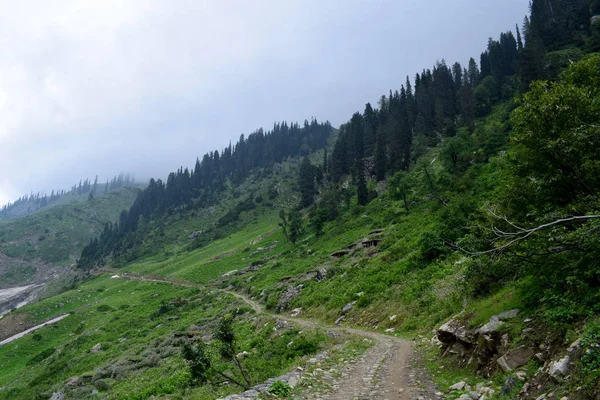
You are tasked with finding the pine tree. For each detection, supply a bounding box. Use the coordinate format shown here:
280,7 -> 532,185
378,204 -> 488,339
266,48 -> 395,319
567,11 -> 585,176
298,156 -> 316,208
356,160 -> 368,206
374,127 -> 387,181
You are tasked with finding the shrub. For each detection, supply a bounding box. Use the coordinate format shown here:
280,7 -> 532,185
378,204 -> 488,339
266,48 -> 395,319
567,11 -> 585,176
26,348 -> 56,366
268,381 -> 292,397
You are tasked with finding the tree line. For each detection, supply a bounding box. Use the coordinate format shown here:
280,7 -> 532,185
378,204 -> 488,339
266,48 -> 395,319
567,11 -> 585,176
78,119 -> 332,268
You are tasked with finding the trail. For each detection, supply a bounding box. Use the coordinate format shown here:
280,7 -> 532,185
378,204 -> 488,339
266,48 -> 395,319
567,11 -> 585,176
121,274 -> 439,399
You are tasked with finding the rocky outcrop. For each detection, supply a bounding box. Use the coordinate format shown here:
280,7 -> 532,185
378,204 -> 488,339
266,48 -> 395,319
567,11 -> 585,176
496,346 -> 535,372
435,310 -> 523,375
275,285 -> 303,313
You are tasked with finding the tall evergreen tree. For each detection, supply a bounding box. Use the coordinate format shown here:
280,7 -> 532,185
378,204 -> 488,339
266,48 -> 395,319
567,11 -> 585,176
298,156 -> 316,208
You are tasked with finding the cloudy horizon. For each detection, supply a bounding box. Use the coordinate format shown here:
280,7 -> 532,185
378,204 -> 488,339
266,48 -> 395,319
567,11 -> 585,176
0,0 -> 529,207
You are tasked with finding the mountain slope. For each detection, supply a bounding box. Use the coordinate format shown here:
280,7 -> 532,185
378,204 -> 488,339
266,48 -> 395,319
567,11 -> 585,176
0,188 -> 139,290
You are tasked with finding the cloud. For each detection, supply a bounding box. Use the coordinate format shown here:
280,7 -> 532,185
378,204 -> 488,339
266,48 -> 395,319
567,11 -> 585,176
0,0 -> 529,206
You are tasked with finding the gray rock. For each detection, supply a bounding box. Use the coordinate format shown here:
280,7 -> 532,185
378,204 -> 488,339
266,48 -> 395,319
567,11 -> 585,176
548,356 -> 570,380
478,319 -> 504,335
501,375 -> 517,395
65,376 -> 82,387
342,303 -> 353,314
437,316 -> 465,343
491,309 -> 520,321
276,286 -> 302,313
497,346 -> 535,372
449,381 -> 467,391
334,315 -> 345,325
316,267 -> 329,281
49,393 -> 65,400
90,343 -> 103,353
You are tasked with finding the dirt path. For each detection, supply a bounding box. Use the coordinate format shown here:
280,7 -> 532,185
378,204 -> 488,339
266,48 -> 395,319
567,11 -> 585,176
121,274 -> 439,399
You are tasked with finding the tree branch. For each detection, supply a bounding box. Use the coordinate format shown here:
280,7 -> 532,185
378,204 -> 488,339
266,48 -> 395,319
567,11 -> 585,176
456,214 -> 600,256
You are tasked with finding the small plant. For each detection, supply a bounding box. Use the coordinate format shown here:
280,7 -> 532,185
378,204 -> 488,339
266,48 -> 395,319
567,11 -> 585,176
268,381 -> 292,397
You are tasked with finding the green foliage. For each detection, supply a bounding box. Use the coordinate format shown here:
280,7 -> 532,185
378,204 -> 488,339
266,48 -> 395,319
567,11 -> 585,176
510,54 -> 600,209
182,342 -> 212,385
268,380 -> 292,397
26,348 -> 56,366
578,319 -> 600,396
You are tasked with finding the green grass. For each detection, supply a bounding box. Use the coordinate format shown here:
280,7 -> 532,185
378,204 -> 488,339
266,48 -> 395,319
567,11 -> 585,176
0,188 -> 138,287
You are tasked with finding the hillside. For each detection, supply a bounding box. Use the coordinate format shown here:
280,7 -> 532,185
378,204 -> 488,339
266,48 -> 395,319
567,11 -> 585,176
0,188 -> 139,291
0,2 -> 599,400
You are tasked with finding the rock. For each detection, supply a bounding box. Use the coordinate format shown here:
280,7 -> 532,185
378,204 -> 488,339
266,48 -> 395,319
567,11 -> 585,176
49,393 -> 65,400
534,352 -> 545,362
276,286 -> 302,313
592,14 -> 600,24
491,309 -> 520,321
222,270 -> 238,278
90,343 -> 103,353
290,308 -> 302,317
65,376 -> 82,386
316,267 -> 329,281
567,338 -> 581,352
458,395 -> 472,400
468,391 -> 480,399
496,346 -> 535,372
520,383 -> 530,394
449,381 -> 467,391
335,316 -> 345,325
502,375 -> 517,395
389,314 -> 397,321
437,316 -> 466,343
478,319 -> 504,335
548,356 -> 570,380
342,303 -> 353,314
516,370 -> 527,381
385,328 -> 395,333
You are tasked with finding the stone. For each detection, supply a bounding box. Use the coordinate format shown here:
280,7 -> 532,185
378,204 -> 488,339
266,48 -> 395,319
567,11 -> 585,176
548,356 -> 570,380
478,319 -> 505,335
490,309 -> 520,321
502,375 -> 517,395
449,381 -> 467,391
316,267 -> 329,281
516,370 -> 527,381
90,343 -> 103,353
389,314 -> 397,321
290,308 -> 302,317
437,316 -> 465,343
65,376 -> 82,386
496,346 -> 535,372
385,328 -> 395,333
334,316 -> 345,325
567,339 -> 581,352
49,393 -> 65,400
342,303 -> 353,314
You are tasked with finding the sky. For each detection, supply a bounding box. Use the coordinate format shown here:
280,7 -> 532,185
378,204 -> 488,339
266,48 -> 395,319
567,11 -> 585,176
0,0 -> 530,207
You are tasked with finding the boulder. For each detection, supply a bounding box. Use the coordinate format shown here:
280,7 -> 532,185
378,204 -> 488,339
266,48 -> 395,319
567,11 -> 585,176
548,356 -> 570,380
276,286 -> 302,313
478,319 -> 504,335
437,316 -> 464,343
449,381 -> 468,391
342,303 -> 353,314
65,376 -> 82,387
316,267 -> 329,281
491,309 -> 520,321
496,346 -> 535,372
90,343 -> 103,353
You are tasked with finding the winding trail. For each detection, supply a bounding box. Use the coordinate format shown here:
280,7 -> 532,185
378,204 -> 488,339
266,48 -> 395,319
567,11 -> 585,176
122,273 -> 439,399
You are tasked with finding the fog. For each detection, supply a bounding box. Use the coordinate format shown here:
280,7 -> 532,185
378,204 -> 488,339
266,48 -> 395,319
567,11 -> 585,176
0,0 -> 529,206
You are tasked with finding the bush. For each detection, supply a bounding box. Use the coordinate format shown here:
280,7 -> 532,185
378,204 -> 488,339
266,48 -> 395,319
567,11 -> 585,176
268,381 -> 292,397
26,348 -> 56,366
578,320 -> 600,397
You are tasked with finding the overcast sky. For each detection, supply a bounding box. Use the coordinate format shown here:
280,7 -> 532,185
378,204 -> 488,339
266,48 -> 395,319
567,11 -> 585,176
0,0 -> 529,206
